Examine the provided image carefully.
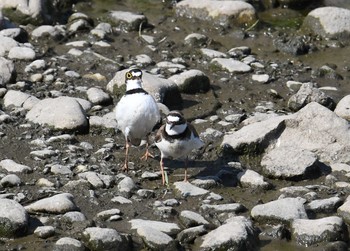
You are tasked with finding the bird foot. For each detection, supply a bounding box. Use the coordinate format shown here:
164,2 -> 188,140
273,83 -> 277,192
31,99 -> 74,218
140,150 -> 154,161
122,163 -> 129,172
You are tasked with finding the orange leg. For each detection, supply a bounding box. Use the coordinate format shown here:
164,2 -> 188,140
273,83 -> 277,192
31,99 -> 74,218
140,136 -> 154,161
184,157 -> 189,182
160,157 -> 165,185
122,140 -> 130,172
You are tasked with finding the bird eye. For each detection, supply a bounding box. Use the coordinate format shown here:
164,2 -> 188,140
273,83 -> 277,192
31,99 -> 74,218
126,72 -> 133,79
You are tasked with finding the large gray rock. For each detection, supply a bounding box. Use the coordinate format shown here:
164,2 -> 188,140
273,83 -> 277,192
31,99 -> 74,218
108,11 -> 147,31
25,193 -> 79,214
176,0 -> 257,27
334,94 -> 350,121
251,197 -> 308,224
3,90 -> 39,110
82,227 -> 130,251
222,102 -> 350,180
0,0 -> 76,25
168,69 -> 210,94
129,219 -> 181,236
136,226 -> 177,251
200,216 -> 259,251
302,7 -> 350,41
0,159 -> 32,173
0,199 -> 28,237
106,69 -> 182,109
287,82 -> 335,111
292,216 -> 348,246
0,56 -> 15,86
26,96 -> 89,132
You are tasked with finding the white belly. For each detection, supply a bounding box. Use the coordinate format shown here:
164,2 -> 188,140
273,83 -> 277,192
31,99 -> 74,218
115,93 -> 160,140
156,133 -> 204,159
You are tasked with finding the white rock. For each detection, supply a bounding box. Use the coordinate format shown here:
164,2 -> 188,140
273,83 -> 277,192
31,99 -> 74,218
251,197 -> 308,224
136,226 -> 176,250
200,216 -> 258,251
55,237 -> 85,251
292,216 -> 347,246
0,159 -> 32,173
129,219 -> 181,236
210,58 -> 251,73
8,46 -> 36,60
174,181 -> 209,197
26,96 -> 88,131
0,198 -> 28,237
25,193 -> 78,214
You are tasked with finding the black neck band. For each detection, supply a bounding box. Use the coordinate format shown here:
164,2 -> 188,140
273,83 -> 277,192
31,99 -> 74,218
125,88 -> 148,95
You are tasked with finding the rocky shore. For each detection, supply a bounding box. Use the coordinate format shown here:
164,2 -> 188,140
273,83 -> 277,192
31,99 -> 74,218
1,0 -> 350,250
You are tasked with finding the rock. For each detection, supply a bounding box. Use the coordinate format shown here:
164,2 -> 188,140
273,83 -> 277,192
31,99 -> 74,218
251,197 -> 308,224
82,227 -> 130,251
221,115 -> 287,155
0,0 -> 76,25
200,203 -> 246,214
302,7 -> 350,41
273,34 -> 311,55
26,96 -> 89,132
168,69 -> 210,94
0,159 -> 32,173
0,174 -> 21,187
96,209 -> 121,221
86,87 -> 112,105
184,33 -> 209,47
287,82 -> 335,111
173,181 -> 209,197
34,226 -> 55,239
237,169 -> 271,189
54,237 -> 85,251
25,193 -> 79,214
337,196 -> 350,224
252,74 -> 270,83
117,177 -> 137,198
292,216 -> 348,246
3,90 -> 39,110
31,25 -> 66,40
179,210 -> 210,228
334,94 -> 350,121
0,35 -> 19,55
62,211 -> 87,223
0,198 -> 28,237
89,112 -> 117,129
129,219 -> 181,236
108,11 -> 147,31
200,48 -> 227,59
111,196 -> 132,204
261,147 -> 322,179
0,56 -> 15,86
8,46 -> 36,60
200,216 -> 259,251
106,69 -> 182,109
177,225 -> 207,244
175,0 -> 257,27
210,58 -> 252,73
306,197 -> 343,214
136,226 -> 177,250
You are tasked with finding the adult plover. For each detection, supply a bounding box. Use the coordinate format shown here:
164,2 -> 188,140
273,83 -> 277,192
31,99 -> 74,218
115,68 -> 161,171
155,110 -> 204,185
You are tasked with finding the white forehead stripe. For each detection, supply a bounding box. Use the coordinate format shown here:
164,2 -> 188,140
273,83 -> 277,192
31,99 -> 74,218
132,71 -> 142,77
167,115 -> 180,122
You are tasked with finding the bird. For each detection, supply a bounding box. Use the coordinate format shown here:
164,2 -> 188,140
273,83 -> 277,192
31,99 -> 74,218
155,110 -> 204,185
115,68 -> 161,172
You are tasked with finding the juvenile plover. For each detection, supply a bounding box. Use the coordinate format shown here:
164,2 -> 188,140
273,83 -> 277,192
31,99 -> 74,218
115,69 -> 161,171
155,110 -> 204,185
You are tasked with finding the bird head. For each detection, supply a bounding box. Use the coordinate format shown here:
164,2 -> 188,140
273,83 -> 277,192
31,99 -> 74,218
165,111 -> 187,135
125,69 -> 143,90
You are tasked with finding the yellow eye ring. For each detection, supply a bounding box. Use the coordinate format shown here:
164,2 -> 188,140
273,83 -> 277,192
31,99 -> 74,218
126,72 -> 132,79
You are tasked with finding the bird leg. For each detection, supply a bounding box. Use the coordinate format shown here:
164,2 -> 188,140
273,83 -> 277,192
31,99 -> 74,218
160,157 -> 165,185
140,135 -> 154,161
184,157 -> 189,182
122,140 -> 130,172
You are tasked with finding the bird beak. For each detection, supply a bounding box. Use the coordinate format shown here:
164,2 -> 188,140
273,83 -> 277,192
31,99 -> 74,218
169,123 -> 175,129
